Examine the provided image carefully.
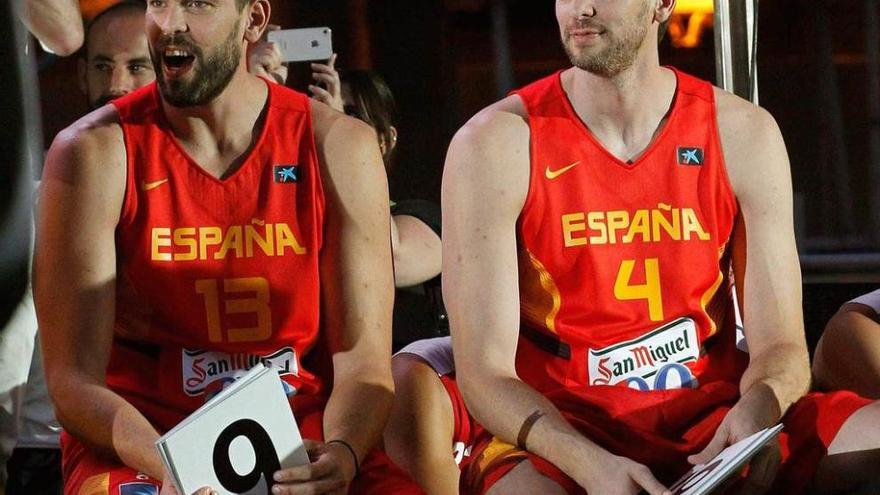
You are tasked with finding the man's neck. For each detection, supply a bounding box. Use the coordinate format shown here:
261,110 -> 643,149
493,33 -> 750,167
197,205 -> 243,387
161,68 -> 269,178
563,53 -> 677,162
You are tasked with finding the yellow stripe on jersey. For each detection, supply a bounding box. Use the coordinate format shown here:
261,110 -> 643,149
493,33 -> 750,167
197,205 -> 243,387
518,249 -> 562,334
78,473 -> 110,495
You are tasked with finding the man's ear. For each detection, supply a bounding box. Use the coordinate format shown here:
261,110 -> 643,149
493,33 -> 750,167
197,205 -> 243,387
243,0 -> 271,44
77,57 -> 88,95
655,0 -> 676,23
386,126 -> 398,154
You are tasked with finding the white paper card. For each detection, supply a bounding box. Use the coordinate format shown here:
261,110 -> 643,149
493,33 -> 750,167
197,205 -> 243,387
669,424 -> 784,495
156,363 -> 310,495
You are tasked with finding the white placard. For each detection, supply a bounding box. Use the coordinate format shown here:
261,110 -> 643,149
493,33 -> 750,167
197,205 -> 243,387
156,363 -> 310,495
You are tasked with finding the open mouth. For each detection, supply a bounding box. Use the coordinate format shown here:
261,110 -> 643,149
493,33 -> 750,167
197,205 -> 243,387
162,48 -> 195,75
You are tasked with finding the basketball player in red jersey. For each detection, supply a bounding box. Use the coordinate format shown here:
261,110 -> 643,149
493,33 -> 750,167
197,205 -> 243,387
34,1 -> 406,494
443,1 -> 880,494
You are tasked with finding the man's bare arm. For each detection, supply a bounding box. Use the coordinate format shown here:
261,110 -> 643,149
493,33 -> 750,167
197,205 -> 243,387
314,107 -> 396,471
691,91 -> 810,466
390,214 -> 441,288
35,110 -> 165,478
443,98 -> 668,494
21,0 -> 84,56
723,93 -> 811,417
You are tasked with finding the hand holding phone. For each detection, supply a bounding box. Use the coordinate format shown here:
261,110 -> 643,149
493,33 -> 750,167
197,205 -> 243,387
308,53 -> 343,112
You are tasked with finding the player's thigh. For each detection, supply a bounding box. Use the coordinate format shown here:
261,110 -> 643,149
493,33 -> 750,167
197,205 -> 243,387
485,459 -> 568,495
386,354 -> 455,448
814,401 -> 880,493
813,312 -> 880,399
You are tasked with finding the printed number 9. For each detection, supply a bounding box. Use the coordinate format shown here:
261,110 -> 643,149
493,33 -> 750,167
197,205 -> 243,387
213,419 -> 281,493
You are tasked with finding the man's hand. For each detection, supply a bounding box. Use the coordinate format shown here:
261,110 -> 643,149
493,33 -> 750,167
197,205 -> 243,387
309,54 -> 344,112
271,439 -> 356,494
579,452 -> 671,495
158,478 -> 215,495
688,387 -> 782,495
248,24 -> 288,85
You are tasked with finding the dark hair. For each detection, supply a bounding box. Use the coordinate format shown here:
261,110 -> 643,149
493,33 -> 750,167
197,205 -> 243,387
339,70 -> 397,169
83,0 -> 146,57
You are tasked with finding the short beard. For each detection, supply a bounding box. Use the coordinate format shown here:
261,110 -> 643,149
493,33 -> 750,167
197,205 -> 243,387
562,5 -> 652,77
153,25 -> 241,107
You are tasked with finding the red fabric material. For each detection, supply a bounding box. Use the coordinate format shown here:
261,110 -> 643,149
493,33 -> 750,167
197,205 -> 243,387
462,391 -> 870,494
440,373 -> 477,464
108,81 -> 327,431
62,430 -> 160,495
513,68 -> 745,398
62,429 -> 423,495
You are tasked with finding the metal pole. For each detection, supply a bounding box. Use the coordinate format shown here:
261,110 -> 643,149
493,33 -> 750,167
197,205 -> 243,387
713,0 -> 758,103
491,0 -> 514,99
713,0 -> 734,93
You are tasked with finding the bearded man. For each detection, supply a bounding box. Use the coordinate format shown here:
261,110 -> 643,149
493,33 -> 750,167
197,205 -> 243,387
34,1 -> 414,493
441,0 -> 880,494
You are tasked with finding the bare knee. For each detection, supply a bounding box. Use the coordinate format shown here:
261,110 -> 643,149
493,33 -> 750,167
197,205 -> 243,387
813,306 -> 880,399
814,402 -> 880,493
485,460 -> 568,495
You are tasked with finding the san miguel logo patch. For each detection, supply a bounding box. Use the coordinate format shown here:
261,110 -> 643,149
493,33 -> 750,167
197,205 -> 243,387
677,147 -> 704,166
587,317 -> 700,391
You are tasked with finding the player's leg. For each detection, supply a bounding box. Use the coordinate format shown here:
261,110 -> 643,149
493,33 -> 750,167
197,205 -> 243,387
463,434 -> 580,495
383,353 -> 460,495
812,400 -> 880,493
813,303 -> 880,399
486,460 -> 569,495
62,431 -> 160,495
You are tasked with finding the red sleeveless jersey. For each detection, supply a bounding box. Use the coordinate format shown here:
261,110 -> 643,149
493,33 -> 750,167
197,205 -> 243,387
513,69 -> 748,405
108,82 -> 327,430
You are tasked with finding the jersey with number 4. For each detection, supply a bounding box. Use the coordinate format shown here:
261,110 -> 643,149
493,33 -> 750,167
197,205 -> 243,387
108,82 -> 326,431
513,69 -> 747,401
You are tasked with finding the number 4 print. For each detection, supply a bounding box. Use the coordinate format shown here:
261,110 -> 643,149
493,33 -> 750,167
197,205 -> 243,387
614,258 -> 664,322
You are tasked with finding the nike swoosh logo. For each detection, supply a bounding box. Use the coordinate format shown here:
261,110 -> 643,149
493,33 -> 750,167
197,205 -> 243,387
545,161 -> 580,180
141,179 -> 169,191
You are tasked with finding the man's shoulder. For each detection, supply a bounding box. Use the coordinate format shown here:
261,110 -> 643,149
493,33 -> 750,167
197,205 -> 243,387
46,106 -> 126,178
713,88 -> 779,147
712,88 -> 788,199
309,100 -> 376,152
453,95 -> 530,151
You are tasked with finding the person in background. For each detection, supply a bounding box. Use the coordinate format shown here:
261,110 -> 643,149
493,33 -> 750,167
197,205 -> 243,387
78,0 -> 154,110
813,288 -> 880,399
309,58 -> 442,290
301,56 -> 452,493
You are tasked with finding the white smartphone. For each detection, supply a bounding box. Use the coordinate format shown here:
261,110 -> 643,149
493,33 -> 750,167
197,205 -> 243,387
268,27 -> 333,63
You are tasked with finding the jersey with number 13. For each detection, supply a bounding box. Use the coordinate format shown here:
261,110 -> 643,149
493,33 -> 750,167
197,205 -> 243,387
108,82 -> 325,430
